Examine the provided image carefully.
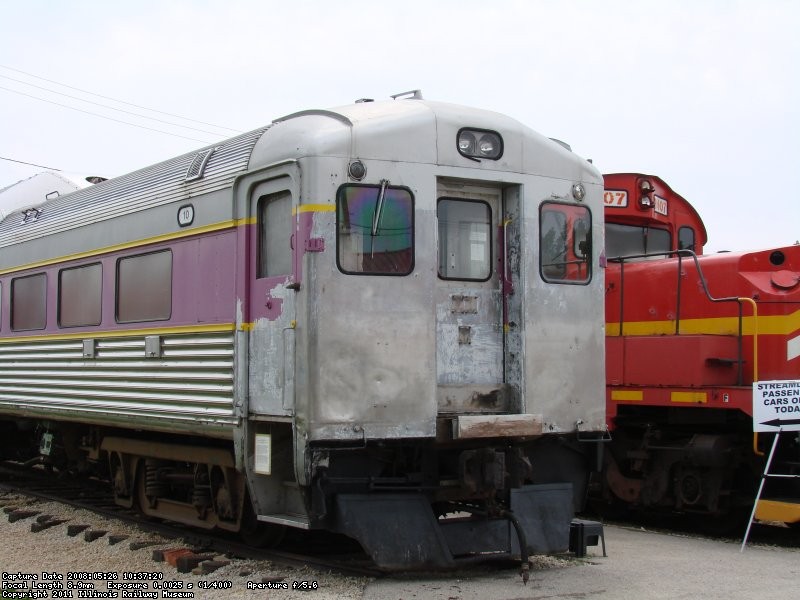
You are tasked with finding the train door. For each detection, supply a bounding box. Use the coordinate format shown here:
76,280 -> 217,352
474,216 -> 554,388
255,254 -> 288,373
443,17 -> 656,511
435,181 -> 515,414
247,171 -> 298,416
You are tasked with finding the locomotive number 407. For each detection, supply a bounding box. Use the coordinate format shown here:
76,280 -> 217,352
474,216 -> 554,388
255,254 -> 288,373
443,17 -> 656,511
603,190 -> 628,207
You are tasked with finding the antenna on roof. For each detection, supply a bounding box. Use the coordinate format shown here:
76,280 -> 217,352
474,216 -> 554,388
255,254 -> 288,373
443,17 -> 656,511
390,90 -> 423,100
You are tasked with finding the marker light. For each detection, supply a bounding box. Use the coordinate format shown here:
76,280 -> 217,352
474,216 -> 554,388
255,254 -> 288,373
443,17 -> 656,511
457,128 -> 503,160
348,160 -> 366,181
637,178 -> 654,210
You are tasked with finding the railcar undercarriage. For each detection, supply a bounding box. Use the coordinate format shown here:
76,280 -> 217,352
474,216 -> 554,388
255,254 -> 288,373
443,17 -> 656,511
599,406 -> 800,529
307,437 -> 593,570
0,417 -> 598,570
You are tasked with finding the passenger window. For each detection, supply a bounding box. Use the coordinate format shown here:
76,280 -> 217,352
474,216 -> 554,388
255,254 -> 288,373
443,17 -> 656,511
337,183 -> 414,275
437,198 -> 492,281
540,202 -> 591,284
60,263 -> 102,327
116,250 -> 172,322
679,226 -> 696,252
11,273 -> 47,331
257,191 -> 292,278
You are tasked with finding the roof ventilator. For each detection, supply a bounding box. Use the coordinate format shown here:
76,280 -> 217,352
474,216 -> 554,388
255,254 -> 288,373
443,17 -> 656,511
185,147 -> 218,182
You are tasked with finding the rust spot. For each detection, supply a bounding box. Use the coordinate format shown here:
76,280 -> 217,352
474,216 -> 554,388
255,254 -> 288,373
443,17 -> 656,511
470,389 -> 501,409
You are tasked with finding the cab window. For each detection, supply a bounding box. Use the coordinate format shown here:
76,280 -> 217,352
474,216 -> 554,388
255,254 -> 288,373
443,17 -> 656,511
606,223 -> 671,259
540,202 -> 591,284
337,183 -> 414,275
679,226 -> 696,253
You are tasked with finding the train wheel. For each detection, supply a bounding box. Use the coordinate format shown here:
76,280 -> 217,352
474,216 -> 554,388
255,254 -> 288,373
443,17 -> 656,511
240,494 -> 286,548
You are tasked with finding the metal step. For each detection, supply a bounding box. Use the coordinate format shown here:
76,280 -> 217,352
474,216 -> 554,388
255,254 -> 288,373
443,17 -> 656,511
258,512 -> 310,529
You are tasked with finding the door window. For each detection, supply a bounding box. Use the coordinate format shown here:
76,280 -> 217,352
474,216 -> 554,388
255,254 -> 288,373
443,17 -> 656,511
257,191 -> 292,278
437,198 -> 492,281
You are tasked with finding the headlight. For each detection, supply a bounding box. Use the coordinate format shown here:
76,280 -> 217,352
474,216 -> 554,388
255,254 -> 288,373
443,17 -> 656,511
457,128 -> 503,160
457,131 -> 477,155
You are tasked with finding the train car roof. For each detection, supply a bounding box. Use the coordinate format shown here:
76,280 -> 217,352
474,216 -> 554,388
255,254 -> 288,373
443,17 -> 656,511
0,98 -> 600,250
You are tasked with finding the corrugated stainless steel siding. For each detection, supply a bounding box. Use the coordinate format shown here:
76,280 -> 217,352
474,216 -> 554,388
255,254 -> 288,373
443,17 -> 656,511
0,331 -> 237,436
0,127 -> 269,247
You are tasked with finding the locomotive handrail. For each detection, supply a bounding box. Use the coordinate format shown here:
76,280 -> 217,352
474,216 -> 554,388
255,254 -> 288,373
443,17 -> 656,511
609,249 -> 759,386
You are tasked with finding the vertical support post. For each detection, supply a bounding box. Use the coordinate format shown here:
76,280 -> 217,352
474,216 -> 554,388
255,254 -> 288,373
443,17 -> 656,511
740,428 -> 782,552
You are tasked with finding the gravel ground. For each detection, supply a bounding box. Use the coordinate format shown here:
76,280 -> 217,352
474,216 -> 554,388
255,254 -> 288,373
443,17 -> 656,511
2,491 -> 798,600
0,492 -> 369,599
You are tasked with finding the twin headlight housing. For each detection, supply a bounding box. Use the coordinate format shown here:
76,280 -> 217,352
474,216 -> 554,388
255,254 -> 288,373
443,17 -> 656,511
457,128 -> 503,160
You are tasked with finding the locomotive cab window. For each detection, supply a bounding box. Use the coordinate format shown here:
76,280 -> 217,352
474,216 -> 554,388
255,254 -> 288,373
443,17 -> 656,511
540,202 -> 591,284
679,226 -> 696,253
337,183 -> 414,275
437,198 -> 492,281
116,250 -> 172,323
257,190 -> 292,278
11,273 -> 47,331
59,263 -> 102,327
606,223 -> 671,259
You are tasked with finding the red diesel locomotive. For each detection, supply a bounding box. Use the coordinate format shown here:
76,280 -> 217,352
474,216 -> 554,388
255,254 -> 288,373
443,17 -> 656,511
600,173 -> 800,527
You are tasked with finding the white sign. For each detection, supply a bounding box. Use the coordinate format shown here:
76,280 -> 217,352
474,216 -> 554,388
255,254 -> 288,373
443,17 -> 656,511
177,204 -> 194,227
654,195 -> 668,216
753,379 -> 800,432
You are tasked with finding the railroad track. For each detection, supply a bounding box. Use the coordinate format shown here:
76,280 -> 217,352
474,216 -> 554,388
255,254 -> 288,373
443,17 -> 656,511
0,461 -> 382,579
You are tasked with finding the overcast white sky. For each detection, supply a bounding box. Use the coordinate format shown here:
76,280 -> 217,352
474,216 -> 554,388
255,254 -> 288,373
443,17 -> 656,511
1,0 -> 798,252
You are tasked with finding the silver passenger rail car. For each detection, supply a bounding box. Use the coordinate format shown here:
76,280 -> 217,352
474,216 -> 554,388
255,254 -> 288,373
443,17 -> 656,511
0,94 -> 605,569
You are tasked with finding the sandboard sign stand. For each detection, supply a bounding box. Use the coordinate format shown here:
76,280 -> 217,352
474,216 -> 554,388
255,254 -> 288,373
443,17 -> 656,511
741,379 -> 800,552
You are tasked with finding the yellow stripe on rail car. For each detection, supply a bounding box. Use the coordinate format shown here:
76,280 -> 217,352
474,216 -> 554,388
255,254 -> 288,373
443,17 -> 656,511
611,390 -> 643,402
294,204 -> 335,214
0,323 -> 236,344
606,308 -> 800,337
0,219 -> 240,276
670,391 -> 708,404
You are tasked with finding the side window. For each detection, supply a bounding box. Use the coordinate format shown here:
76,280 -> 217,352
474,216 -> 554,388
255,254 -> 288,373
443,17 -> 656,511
116,250 -> 172,323
437,198 -> 491,281
679,226 -> 696,252
257,191 -> 292,278
540,202 -> 592,284
11,273 -> 47,331
59,263 -> 102,327
337,183 -> 414,275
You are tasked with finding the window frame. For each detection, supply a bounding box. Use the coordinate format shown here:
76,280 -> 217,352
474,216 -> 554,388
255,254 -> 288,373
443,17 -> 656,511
605,222 -> 672,259
256,190 -> 293,279
678,226 -> 696,253
539,201 -> 593,285
11,272 -> 48,331
437,197 -> 493,282
58,262 -> 103,328
115,249 -> 173,324
336,183 -> 415,277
